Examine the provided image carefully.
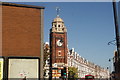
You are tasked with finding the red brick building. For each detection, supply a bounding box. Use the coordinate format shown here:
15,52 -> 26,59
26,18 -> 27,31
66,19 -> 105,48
50,14 -> 68,79
0,2 -> 44,79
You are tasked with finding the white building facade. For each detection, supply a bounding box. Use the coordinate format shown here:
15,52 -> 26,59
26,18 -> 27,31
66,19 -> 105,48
43,42 -> 50,79
44,43 -> 110,79
67,48 -> 110,79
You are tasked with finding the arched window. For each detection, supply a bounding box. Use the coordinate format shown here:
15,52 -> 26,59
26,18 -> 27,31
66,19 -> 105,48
58,25 -> 60,27
55,25 -> 56,27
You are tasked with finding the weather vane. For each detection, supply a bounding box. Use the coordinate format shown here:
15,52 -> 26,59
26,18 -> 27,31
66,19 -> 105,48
56,7 -> 60,17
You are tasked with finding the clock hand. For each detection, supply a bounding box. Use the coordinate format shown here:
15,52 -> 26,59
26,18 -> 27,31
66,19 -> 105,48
59,41 -> 61,46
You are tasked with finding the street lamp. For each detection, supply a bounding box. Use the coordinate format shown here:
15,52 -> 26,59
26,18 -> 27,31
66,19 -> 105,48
108,58 -> 114,72
108,58 -> 115,80
107,66 -> 111,80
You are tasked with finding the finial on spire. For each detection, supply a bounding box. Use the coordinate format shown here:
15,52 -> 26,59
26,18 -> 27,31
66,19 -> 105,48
56,7 -> 60,17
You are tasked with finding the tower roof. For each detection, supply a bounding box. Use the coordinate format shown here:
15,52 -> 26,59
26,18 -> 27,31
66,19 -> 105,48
53,16 -> 64,22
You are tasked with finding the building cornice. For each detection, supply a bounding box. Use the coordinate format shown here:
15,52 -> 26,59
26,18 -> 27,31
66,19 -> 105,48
1,2 -> 45,9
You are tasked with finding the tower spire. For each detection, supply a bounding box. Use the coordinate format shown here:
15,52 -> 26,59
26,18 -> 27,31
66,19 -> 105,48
56,7 -> 60,17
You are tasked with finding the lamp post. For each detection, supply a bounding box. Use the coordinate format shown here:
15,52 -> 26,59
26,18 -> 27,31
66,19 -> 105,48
108,58 -> 115,80
107,66 -> 111,80
113,0 -> 120,58
112,0 -> 120,79
108,58 -> 112,72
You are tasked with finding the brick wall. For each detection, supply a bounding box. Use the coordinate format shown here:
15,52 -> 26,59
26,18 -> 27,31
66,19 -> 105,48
2,3 -> 43,57
50,32 -> 68,64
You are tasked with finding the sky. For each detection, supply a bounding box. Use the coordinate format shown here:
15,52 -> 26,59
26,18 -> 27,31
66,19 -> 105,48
1,0 -> 120,2
1,1 -> 119,71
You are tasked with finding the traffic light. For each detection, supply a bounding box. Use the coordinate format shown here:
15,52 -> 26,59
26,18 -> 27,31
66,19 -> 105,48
63,67 -> 67,78
61,67 -> 67,78
61,68 -> 64,76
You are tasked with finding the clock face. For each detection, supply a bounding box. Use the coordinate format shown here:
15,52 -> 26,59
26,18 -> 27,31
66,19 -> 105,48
57,40 -> 63,46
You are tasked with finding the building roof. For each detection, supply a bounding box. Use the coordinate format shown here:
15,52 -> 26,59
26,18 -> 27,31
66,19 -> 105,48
1,2 -> 45,9
53,16 -> 64,22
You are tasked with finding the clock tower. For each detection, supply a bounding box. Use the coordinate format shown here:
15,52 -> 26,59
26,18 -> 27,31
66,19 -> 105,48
50,9 -> 68,79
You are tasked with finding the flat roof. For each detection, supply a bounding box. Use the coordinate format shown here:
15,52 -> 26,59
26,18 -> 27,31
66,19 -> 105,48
0,2 -> 45,9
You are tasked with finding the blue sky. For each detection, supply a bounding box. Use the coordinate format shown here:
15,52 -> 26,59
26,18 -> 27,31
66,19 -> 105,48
1,0 -> 120,2
3,2 -> 119,70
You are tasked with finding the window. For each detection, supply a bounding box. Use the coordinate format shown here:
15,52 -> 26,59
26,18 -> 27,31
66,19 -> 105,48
58,25 -> 60,27
55,25 -> 56,27
58,51 -> 61,56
